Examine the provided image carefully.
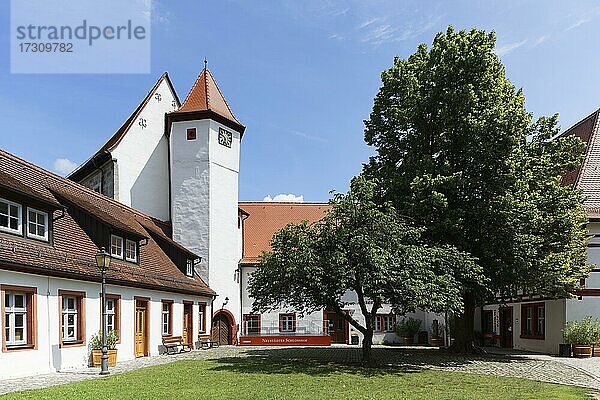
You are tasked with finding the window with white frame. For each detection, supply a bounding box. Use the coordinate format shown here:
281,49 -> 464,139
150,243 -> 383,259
383,315 -> 395,332
110,235 -> 123,259
106,298 -> 115,333
125,239 -> 137,262
279,314 -> 295,333
27,208 -> 48,241
198,303 -> 206,333
4,292 -> 27,346
375,317 -> 382,332
186,259 -> 194,277
61,296 -> 78,342
161,301 -> 172,336
0,198 -> 22,234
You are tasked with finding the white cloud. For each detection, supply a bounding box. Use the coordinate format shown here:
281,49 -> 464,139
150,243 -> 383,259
566,18 -> 591,31
495,40 -> 527,56
263,194 -> 304,202
358,15 -> 442,47
534,35 -> 549,46
53,158 -> 78,176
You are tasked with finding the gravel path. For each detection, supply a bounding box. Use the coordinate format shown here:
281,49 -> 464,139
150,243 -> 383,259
1,345 -> 599,396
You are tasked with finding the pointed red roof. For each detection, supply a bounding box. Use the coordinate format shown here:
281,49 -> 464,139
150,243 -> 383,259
178,67 -> 242,127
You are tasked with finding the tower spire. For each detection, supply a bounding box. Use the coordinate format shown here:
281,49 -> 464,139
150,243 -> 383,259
204,57 -> 207,70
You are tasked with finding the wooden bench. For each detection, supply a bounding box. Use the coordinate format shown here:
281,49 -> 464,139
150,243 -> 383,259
162,336 -> 192,355
200,340 -> 220,350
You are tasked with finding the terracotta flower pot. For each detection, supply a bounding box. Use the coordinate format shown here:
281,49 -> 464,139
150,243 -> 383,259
572,345 -> 593,358
429,337 -> 443,347
91,349 -> 118,367
402,336 -> 414,345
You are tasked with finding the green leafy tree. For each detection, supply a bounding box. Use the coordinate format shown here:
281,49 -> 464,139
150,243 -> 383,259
363,26 -> 590,351
248,177 -> 483,363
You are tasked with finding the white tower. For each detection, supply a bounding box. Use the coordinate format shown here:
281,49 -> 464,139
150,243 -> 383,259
167,66 -> 245,344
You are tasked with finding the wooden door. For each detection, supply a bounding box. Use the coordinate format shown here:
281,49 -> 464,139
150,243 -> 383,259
183,303 -> 193,346
135,301 -> 147,357
212,314 -> 230,345
325,311 -> 348,344
499,307 -> 513,348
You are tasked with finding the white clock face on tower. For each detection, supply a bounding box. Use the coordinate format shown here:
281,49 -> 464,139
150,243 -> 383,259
218,128 -> 233,148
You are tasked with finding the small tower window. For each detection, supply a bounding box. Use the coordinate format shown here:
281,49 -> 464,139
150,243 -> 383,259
186,128 -> 197,141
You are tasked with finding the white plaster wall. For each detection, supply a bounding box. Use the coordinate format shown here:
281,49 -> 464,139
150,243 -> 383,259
170,119 -> 211,284
208,121 -> 242,328
111,78 -> 177,221
0,270 -> 209,379
170,117 -> 242,333
484,299 -> 566,354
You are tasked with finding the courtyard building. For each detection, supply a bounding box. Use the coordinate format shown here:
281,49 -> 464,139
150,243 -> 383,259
0,150 -> 213,379
481,108 -> 600,354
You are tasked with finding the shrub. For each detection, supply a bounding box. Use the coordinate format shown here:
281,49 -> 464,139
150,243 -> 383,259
90,330 -> 119,350
395,318 -> 421,337
562,317 -> 600,345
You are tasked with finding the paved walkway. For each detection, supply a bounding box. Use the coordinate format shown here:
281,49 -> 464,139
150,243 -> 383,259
2,345 -> 600,395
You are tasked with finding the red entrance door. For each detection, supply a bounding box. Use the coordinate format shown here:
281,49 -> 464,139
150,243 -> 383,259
324,311 -> 348,344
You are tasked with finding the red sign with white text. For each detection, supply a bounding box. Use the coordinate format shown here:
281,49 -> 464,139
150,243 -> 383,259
239,335 -> 332,346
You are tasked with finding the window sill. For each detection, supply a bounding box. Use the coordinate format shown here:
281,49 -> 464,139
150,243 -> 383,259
60,340 -> 85,348
3,344 -> 35,352
520,335 -> 545,340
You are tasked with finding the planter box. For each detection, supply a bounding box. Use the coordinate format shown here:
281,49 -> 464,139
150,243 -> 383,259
558,343 -> 572,357
430,337 -> 443,347
91,349 -> 117,367
402,336 -> 414,345
593,344 -> 600,357
572,345 -> 592,358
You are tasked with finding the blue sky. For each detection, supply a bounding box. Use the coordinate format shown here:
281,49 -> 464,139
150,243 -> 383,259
1,1 -> 600,202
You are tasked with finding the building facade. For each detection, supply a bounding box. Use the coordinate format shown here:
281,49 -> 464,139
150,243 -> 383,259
480,109 -> 600,354
67,66 -> 445,349
0,150 -> 213,378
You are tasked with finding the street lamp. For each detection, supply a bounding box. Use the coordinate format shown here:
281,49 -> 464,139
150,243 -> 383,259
95,247 -> 111,376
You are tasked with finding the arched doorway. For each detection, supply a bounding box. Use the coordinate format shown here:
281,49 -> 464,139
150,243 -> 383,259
212,310 -> 236,345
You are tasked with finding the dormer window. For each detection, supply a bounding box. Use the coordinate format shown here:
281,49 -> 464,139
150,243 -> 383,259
125,239 -> 137,262
110,235 -> 123,259
0,198 -> 22,235
186,259 -> 194,277
27,207 -> 48,241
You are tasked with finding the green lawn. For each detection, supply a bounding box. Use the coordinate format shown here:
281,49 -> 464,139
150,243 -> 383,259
1,358 -> 593,400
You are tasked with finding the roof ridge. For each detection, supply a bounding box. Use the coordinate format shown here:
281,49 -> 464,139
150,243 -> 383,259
68,72 -> 177,180
204,67 -> 209,110
205,68 -> 240,124
575,111 -> 600,189
179,68 -> 205,111
0,149 -> 168,224
559,107 -> 600,138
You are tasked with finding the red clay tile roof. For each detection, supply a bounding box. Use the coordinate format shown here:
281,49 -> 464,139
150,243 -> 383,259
558,108 -> 600,215
239,202 -> 330,264
177,68 -> 242,126
68,72 -> 180,182
0,149 -> 213,296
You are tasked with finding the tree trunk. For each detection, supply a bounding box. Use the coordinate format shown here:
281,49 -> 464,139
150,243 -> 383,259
449,291 -> 484,354
362,328 -> 374,365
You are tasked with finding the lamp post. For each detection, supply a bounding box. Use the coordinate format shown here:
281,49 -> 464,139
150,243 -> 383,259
95,247 -> 111,375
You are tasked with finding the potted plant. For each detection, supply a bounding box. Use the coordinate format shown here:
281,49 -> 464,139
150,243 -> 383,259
395,318 -> 421,345
429,320 -> 444,346
562,317 -> 600,358
90,330 -> 119,367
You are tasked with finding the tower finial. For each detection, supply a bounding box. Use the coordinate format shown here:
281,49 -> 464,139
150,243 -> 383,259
204,57 -> 208,70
